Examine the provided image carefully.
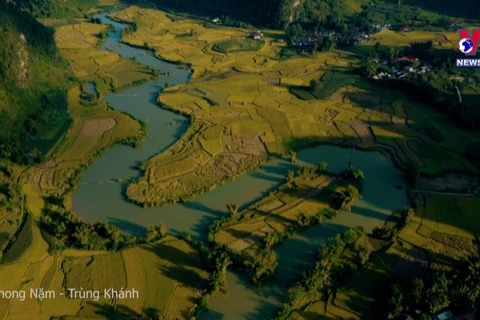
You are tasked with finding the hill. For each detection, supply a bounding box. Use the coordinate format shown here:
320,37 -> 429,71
0,0 -> 74,164
10,0 -> 98,18
148,0 -> 369,28
146,0 -> 476,28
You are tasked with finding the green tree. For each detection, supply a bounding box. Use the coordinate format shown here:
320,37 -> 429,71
290,151 -> 297,163
151,67 -> 160,77
264,232 -> 278,249
286,170 -> 295,185
344,167 -> 365,181
424,272 -> 450,313
248,247 -> 278,284
361,60 -> 378,77
407,278 -> 424,306
226,203 -> 239,219
387,284 -> 404,319
315,161 -> 327,173
157,222 -> 167,238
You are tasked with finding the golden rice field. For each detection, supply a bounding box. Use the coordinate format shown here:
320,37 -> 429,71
109,6 -> 480,207
215,174 -> 338,255
351,28 -> 480,55
56,22 -> 152,93
0,222 -> 208,320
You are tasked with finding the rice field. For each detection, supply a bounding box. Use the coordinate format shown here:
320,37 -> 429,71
351,29 -> 463,55
215,174 -> 337,254
0,225 -> 208,320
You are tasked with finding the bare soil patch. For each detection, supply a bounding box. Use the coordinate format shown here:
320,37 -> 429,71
316,108 -> 338,125
196,111 -> 249,122
257,199 -> 285,212
222,134 -> 267,155
79,118 -> 116,137
228,225 -> 275,252
430,231 -> 478,255
435,34 -> 448,43
350,119 -> 374,143
265,78 -> 281,86
242,134 -> 268,156
417,173 -> 480,193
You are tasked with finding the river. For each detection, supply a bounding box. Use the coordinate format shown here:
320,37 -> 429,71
72,12 -> 410,319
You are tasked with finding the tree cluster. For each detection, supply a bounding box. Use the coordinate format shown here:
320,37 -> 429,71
384,256 -> 480,318
371,207 -> 414,241
343,167 -> 365,181
40,208 -> 169,251
296,162 -> 328,179
248,207 -> 337,284
275,226 -> 368,319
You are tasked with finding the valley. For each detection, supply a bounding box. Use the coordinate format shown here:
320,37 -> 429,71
0,0 -> 479,319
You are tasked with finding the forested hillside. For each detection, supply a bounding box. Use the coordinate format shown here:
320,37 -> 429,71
0,0 -> 71,164
10,0 -> 97,18
149,0 -> 477,28
150,0 -> 369,27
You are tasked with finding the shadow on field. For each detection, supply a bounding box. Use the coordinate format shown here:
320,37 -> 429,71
108,217 -> 147,236
0,232 -> 10,249
145,241 -> 205,289
274,222 -> 350,286
349,205 -> 391,222
87,301 -> 148,318
199,309 -> 226,319
181,201 -> 226,217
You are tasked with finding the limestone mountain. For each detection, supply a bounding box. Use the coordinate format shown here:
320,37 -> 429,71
0,0 -> 71,164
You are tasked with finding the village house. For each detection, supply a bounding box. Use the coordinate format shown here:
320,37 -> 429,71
212,18 -> 220,23
372,23 -> 390,32
399,26 -> 408,32
251,30 -> 264,40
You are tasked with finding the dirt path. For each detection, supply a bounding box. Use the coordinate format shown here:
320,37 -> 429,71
410,188 -> 480,197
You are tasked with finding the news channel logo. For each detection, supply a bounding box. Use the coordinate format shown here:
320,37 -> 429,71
456,29 -> 480,67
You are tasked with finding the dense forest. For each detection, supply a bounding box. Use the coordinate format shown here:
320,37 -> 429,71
151,0 -> 370,28
10,0 -> 98,18
0,0 -> 72,164
150,0 -> 479,28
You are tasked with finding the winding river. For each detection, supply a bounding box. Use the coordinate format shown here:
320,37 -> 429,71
72,12 -> 410,319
